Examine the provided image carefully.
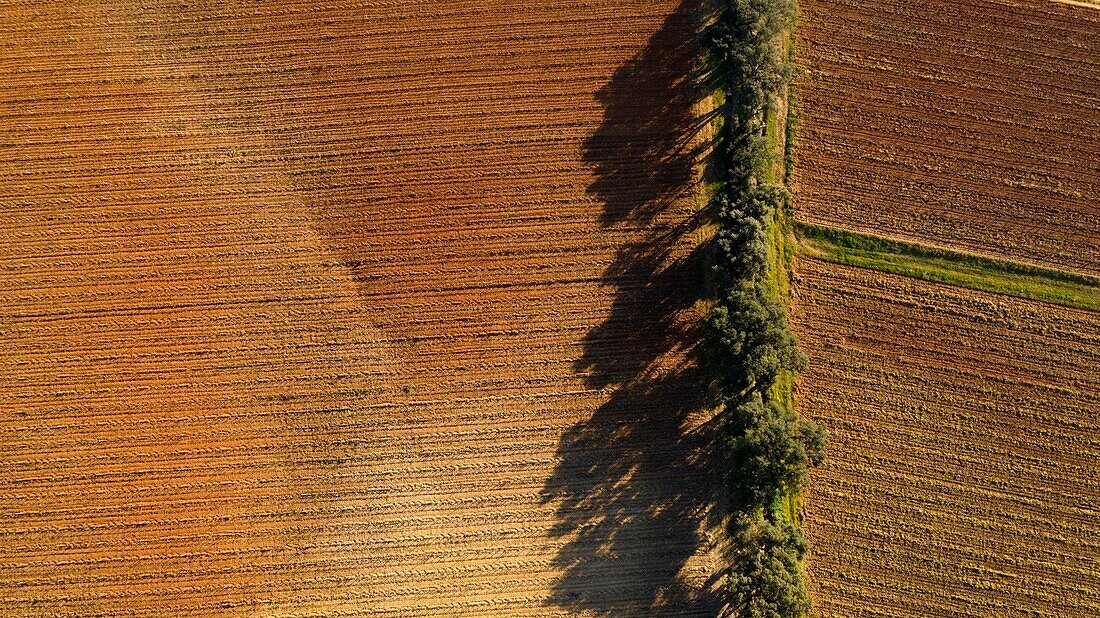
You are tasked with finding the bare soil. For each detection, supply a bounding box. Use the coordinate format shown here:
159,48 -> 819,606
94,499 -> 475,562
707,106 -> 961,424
0,1 -> 720,615
792,257 -> 1100,617
792,0 -> 1100,276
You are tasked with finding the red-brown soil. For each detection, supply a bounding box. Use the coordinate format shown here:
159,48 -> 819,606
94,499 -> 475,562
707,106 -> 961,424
792,257 -> 1100,617
0,1 -> 719,615
793,0 -> 1100,276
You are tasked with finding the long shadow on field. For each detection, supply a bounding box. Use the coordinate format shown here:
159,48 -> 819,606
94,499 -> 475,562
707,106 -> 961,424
540,1 -> 723,614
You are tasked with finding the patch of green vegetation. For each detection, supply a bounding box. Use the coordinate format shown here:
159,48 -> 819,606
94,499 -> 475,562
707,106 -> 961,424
703,0 -> 822,615
764,104 -> 779,152
763,138 -> 797,422
797,223 -> 1100,311
760,17 -> 804,555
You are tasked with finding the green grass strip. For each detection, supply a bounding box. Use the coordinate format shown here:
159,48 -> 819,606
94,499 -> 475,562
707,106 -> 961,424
796,222 -> 1100,311
764,117 -> 799,526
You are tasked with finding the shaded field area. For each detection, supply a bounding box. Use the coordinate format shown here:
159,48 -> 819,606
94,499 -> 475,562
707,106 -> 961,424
0,0 -> 720,615
792,0 -> 1100,276
791,258 -> 1100,617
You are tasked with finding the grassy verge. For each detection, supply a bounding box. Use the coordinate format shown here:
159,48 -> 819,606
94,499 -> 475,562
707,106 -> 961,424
797,223 -> 1100,312
764,101 -> 799,525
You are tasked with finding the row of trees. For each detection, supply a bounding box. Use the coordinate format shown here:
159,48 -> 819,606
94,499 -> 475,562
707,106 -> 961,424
703,2 -> 825,617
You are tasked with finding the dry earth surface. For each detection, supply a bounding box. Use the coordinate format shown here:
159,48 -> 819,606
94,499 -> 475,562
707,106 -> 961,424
0,0 -> 721,615
791,2 -> 1100,613
792,0 -> 1100,276
792,258 -> 1100,617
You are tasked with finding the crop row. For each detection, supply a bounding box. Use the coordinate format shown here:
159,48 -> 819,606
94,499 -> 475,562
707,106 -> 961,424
792,0 -> 1100,276
0,0 -> 717,615
791,257 -> 1100,617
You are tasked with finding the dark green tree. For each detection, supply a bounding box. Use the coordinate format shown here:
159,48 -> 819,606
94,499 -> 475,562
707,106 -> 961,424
728,517 -> 812,618
707,284 -> 805,396
725,395 -> 825,509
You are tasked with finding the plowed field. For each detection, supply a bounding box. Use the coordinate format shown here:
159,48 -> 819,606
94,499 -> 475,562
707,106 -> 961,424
792,0 -> 1100,276
792,258 -> 1100,617
0,0 -> 720,616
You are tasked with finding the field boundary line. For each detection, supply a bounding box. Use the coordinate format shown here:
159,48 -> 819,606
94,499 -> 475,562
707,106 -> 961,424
796,222 -> 1100,312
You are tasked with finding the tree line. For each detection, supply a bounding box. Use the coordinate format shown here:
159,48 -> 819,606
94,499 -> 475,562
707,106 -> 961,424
702,1 -> 825,616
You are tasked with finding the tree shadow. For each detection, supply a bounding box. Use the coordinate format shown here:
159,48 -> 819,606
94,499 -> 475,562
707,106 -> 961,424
585,2 -> 718,227
541,0 -> 723,614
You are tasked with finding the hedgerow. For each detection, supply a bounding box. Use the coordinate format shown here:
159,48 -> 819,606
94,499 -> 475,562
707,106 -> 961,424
702,0 -> 824,615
